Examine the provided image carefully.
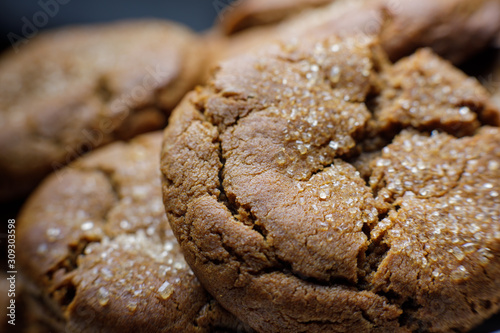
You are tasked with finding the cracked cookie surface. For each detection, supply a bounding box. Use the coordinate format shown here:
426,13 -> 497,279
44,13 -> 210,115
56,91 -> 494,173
17,133 -> 250,333
0,20 -> 204,201
161,36 -> 500,332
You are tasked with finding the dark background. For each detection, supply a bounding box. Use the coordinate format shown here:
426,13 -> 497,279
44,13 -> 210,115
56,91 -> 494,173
0,1 -> 499,332
0,0 -> 235,52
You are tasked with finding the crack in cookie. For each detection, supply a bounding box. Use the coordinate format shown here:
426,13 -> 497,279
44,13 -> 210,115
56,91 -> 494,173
161,35 -> 500,332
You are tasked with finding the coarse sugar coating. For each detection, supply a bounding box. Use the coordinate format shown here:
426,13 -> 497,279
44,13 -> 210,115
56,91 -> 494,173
370,48 -> 499,138
161,35 -> 500,332
17,133 -> 250,333
0,20 -> 204,202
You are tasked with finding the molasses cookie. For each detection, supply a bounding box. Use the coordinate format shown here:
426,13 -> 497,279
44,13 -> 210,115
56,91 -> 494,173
17,133 -> 249,333
211,0 -> 500,65
161,36 -> 500,332
217,0 -> 334,34
0,20 -> 204,202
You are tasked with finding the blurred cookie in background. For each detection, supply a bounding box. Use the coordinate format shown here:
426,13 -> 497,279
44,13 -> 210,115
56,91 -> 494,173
16,132 -> 250,333
217,0 -> 334,34
209,0 -> 500,67
0,19 -> 205,202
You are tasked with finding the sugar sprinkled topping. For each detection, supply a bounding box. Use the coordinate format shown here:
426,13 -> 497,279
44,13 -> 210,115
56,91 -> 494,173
369,127 -> 500,284
158,281 -> 174,300
46,227 -> 61,242
97,287 -> 110,306
126,301 -> 138,312
81,221 -> 94,231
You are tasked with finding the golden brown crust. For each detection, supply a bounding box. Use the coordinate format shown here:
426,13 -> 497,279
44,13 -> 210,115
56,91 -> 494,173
0,20 -> 204,202
17,133 -> 248,333
161,36 -> 500,332
209,0 -> 500,67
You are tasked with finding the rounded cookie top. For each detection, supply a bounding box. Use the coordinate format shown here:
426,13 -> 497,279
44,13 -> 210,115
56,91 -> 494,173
0,20 -> 204,201
210,0 -> 500,66
161,36 -> 500,332
17,133 -> 248,333
216,0 -> 333,35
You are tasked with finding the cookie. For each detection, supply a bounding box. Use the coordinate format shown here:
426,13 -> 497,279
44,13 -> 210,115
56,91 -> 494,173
211,0 -> 500,66
217,0 -> 333,34
0,20 -> 204,202
161,36 -> 500,332
17,133 -> 249,333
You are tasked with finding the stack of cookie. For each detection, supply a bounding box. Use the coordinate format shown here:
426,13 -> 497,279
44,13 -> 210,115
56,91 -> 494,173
2,0 -> 500,332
